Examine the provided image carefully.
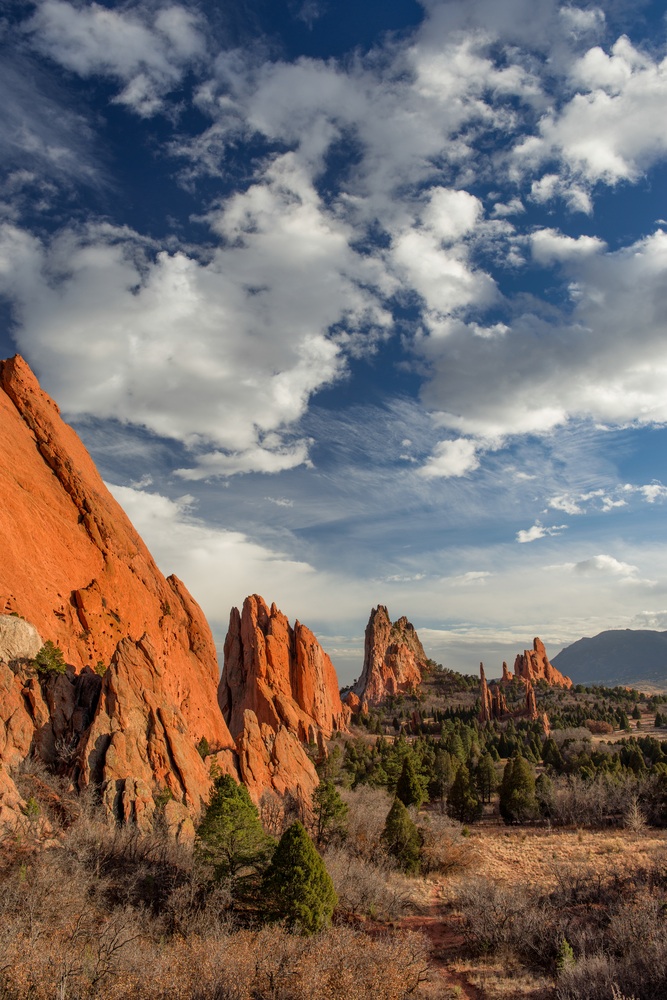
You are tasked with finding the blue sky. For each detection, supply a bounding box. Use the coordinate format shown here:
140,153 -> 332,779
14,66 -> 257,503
1,0 -> 667,682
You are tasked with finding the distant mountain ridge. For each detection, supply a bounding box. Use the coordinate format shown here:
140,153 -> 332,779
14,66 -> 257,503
551,629 -> 667,688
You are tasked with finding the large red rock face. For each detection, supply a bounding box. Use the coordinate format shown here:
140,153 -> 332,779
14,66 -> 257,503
219,595 -> 349,745
352,606 -> 427,706
514,637 -> 572,690
0,355 -> 239,828
0,355 -> 232,753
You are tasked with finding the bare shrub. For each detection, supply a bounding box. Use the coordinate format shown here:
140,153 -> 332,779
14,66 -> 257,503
341,785 -> 394,861
418,812 -> 480,876
324,846 -> 420,920
556,954 -> 618,1000
549,773 -> 641,827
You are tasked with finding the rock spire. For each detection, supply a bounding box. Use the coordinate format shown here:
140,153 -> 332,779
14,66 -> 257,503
351,606 -> 427,706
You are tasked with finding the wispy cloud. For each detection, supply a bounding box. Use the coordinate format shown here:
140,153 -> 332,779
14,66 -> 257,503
517,521 -> 568,544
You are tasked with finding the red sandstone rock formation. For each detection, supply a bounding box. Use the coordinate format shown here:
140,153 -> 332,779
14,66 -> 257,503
352,606 -> 427,705
479,663 -> 509,722
235,709 -> 318,806
501,661 -> 513,683
514,638 -> 572,689
0,356 -> 242,829
220,595 -> 348,745
525,680 -> 538,720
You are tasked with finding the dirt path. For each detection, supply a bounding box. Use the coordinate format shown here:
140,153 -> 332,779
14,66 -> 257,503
400,885 -> 484,1000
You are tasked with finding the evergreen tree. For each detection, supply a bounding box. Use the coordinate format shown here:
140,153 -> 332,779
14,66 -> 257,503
381,797 -> 421,873
447,764 -> 482,823
34,640 -> 67,676
396,753 -> 427,808
499,755 -> 538,824
312,779 -> 348,847
196,774 -> 274,886
262,821 -> 337,933
475,753 -> 497,803
430,749 -> 456,812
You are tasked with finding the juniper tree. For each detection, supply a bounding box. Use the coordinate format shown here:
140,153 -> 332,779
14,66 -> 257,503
447,764 -> 482,823
262,821 -> 337,933
381,797 -> 421,873
499,755 -> 538,824
196,774 -> 274,888
312,779 -> 348,847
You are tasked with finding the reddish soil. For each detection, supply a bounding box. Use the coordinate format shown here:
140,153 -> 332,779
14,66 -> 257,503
401,886 -> 484,1000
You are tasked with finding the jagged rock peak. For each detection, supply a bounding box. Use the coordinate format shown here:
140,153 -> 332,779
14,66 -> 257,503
514,637 -> 572,689
219,594 -> 349,746
0,355 -> 237,830
352,605 -> 427,706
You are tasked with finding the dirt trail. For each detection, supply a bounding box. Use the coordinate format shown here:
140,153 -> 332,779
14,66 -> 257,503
400,884 -> 484,1000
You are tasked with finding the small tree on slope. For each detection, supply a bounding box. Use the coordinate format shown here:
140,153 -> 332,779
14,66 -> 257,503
262,821 -> 337,933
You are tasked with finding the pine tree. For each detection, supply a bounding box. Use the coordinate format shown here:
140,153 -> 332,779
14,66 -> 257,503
196,774 -> 274,886
499,755 -> 538,824
447,764 -> 482,823
262,821 -> 337,933
312,779 -> 348,847
430,749 -> 456,812
396,753 -> 427,808
475,753 -> 497,803
381,797 -> 421,873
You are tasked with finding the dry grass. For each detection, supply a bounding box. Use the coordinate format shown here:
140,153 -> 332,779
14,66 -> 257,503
441,825 -> 667,899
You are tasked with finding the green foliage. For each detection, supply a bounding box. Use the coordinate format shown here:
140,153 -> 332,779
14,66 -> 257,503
262,821 -> 337,933
93,660 -> 107,677
474,753 -> 497,803
556,937 -> 575,973
447,764 -> 482,823
395,753 -> 428,808
34,640 -> 67,676
381,797 -> 421,873
21,796 -> 40,820
196,774 -> 274,886
196,736 -> 210,759
312,779 -> 348,847
499,755 -> 538,824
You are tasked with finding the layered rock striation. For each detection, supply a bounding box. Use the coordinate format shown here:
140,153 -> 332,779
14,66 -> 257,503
351,606 -> 428,706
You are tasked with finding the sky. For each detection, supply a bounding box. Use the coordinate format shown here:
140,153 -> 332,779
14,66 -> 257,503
1,0 -> 667,684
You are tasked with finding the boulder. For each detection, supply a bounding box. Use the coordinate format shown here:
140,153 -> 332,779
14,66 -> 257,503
0,616 -> 42,663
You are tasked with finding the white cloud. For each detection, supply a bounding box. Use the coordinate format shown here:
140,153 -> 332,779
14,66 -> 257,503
0,152 -> 391,476
551,553 -> 655,586
514,35 -> 667,189
27,1 -> 206,116
417,228 -> 667,447
418,438 -> 480,479
516,520 -> 567,543
639,483 -> 667,504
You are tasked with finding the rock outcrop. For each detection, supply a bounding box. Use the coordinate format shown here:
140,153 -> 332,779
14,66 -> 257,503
219,595 -> 347,800
478,661 -> 550,734
220,595 -> 348,743
514,638 -> 572,690
479,663 -> 508,722
0,356 -> 241,829
352,606 -> 427,706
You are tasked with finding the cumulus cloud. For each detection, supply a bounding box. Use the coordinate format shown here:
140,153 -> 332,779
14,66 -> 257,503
550,553 -> 656,586
418,438 -> 480,479
513,35 -> 667,191
0,152 -> 391,476
27,1 -> 206,115
417,227 -> 667,448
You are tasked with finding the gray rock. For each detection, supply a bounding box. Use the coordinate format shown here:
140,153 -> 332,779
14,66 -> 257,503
0,615 -> 43,663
